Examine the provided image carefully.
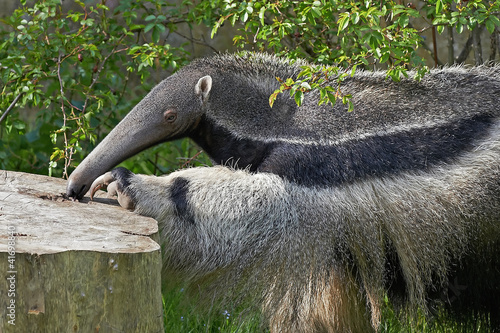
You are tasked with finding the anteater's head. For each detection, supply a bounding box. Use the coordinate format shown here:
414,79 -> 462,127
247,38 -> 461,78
66,72 -> 212,199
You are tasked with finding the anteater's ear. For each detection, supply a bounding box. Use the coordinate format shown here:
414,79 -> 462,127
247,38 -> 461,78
195,75 -> 212,104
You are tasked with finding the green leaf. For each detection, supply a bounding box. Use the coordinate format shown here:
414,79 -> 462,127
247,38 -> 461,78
156,24 -> 166,32
489,15 -> 500,27
278,24 -> 285,38
269,91 -> 279,108
399,14 -> 409,28
312,6 -> 322,18
338,14 -> 349,33
350,64 -> 358,77
152,27 -> 160,43
486,17 -> 499,34
13,120 -> 26,130
380,52 -> 390,63
144,22 -> 155,33
435,0 -> 442,14
259,6 -> 266,26
294,90 -> 304,106
352,12 -> 360,25
327,92 -> 336,104
96,3 -> 110,11
129,24 -> 145,31
211,18 -> 224,38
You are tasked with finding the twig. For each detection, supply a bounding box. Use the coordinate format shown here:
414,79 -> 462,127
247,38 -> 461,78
253,26 -> 260,43
408,22 -> 443,66
173,30 -> 218,53
57,55 -> 73,179
0,92 -> 23,125
181,150 -> 204,169
115,70 -> 131,107
418,23 -> 449,34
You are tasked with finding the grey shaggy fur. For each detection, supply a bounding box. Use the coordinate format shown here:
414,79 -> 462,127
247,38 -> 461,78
67,53 -> 500,332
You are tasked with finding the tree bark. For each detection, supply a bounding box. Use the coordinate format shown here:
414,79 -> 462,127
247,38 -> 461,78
472,25 -> 484,65
456,33 -> 473,64
491,28 -> 499,62
447,26 -> 455,65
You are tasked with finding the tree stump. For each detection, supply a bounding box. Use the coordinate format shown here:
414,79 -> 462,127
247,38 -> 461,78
0,170 -> 163,333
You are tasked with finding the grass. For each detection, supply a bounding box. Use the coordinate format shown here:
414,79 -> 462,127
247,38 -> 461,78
162,289 -> 493,333
379,296 -> 493,333
162,287 -> 263,333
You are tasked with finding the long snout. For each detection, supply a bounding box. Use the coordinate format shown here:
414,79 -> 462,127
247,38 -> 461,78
66,112 -> 167,199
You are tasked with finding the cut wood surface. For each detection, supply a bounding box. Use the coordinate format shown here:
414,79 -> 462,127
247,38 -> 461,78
0,170 -> 163,333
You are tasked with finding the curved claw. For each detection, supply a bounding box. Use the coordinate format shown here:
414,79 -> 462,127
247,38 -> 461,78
89,172 -> 115,200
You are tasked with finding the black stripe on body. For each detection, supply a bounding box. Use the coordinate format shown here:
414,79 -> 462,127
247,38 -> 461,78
192,114 -> 494,187
260,114 -> 494,187
170,177 -> 195,224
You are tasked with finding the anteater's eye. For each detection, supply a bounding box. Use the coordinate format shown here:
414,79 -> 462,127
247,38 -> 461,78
164,110 -> 177,123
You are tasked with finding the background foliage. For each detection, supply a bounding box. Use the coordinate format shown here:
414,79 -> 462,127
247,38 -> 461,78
1,0 -> 499,178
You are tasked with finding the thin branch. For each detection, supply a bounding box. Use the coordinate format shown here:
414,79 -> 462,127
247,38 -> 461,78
58,45 -> 85,64
189,23 -> 195,55
0,92 -> 24,125
173,30 -> 219,53
417,23 -> 449,34
408,22 -> 443,66
57,55 -> 73,179
115,71 -> 131,107
180,150 -> 204,169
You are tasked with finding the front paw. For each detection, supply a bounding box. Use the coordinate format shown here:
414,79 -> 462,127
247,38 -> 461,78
90,167 -> 136,210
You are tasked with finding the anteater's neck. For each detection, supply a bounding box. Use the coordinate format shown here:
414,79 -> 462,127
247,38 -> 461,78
189,115 -> 275,171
